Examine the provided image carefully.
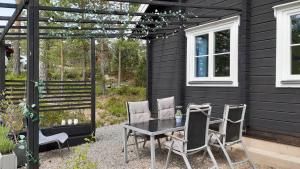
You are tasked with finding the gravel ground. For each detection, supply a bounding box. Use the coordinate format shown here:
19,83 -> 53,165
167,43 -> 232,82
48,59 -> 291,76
29,125 -> 273,169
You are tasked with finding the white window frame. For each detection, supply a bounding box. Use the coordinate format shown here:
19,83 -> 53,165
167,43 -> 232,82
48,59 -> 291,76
274,0 -> 300,88
185,16 -> 240,87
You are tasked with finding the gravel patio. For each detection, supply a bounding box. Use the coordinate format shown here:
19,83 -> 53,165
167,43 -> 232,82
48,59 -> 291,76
32,125 -> 272,169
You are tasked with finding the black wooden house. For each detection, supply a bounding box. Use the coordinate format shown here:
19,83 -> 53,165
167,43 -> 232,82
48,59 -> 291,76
146,0 -> 300,146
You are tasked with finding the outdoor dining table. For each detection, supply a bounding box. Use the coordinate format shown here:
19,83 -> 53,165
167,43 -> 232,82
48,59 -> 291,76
123,117 -> 223,169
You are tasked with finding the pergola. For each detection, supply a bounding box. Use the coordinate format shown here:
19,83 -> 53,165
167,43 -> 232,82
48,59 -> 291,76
0,0 -> 241,168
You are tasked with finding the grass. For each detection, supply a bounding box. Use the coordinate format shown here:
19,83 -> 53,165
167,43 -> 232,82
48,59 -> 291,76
96,85 -> 146,127
0,126 -> 15,155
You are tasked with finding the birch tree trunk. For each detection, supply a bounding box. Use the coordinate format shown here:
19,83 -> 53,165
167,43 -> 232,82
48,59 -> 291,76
100,42 -> 106,94
118,49 -> 121,86
60,41 -> 64,81
13,0 -> 21,75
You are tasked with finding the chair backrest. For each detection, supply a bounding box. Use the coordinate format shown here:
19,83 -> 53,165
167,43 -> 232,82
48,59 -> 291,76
126,101 -> 151,124
222,104 -> 246,144
157,96 -> 175,120
184,104 -> 211,152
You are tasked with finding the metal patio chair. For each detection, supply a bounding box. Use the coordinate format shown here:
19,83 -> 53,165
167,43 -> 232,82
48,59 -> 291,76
157,96 -> 183,139
123,101 -> 162,158
163,104 -> 221,169
39,130 -> 69,155
210,104 -> 256,169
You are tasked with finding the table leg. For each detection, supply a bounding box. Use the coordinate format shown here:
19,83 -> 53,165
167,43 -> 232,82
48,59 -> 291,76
150,135 -> 156,169
124,127 -> 128,163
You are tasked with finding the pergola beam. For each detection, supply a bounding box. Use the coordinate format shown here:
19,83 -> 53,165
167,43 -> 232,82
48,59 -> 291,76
0,16 -> 205,25
0,3 -> 221,19
0,16 -> 216,23
0,25 -> 178,31
0,3 -> 18,8
0,0 -> 28,41
5,32 -> 169,37
5,35 -> 150,40
38,5 -> 202,18
110,0 -> 242,11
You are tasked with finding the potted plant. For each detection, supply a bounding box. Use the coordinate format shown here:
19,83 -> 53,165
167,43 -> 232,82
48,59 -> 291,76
0,126 -> 17,169
0,93 -> 26,167
175,109 -> 183,123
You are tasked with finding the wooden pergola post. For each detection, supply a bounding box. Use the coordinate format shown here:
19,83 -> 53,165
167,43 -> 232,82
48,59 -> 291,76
0,40 -> 5,97
27,0 -> 40,168
90,38 -> 96,136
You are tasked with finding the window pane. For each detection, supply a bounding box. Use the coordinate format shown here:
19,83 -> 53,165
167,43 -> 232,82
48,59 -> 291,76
292,46 -> 300,74
215,54 -> 230,77
291,14 -> 300,44
195,56 -> 208,77
195,34 -> 208,56
215,30 -> 230,53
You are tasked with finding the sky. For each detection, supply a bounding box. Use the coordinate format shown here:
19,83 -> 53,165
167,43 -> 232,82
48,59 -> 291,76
0,0 -> 17,25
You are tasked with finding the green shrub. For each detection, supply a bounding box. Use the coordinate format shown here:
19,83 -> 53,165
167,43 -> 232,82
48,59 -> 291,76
105,97 -> 126,117
0,126 -> 15,155
108,86 -> 146,97
0,126 -> 10,137
5,72 -> 26,80
0,137 -> 15,155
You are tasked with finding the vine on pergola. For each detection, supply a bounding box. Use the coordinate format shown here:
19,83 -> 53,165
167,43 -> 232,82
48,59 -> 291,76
39,2 -> 196,40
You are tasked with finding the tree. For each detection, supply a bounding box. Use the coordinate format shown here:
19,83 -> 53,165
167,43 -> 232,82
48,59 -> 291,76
12,0 -> 22,75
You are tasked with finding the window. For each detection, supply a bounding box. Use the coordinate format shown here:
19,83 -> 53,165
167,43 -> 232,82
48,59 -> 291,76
274,1 -> 300,87
185,16 -> 240,87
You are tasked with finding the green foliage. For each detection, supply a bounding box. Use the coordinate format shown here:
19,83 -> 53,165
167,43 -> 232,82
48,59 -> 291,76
64,137 -> 96,169
134,56 -> 147,87
110,39 -> 146,83
96,86 -> 146,127
39,111 -> 70,127
5,72 -> 26,80
101,86 -> 146,117
108,85 -> 146,97
0,126 -> 15,155
0,137 -> 15,155
0,93 -> 24,142
0,126 -> 9,138
105,97 -> 126,117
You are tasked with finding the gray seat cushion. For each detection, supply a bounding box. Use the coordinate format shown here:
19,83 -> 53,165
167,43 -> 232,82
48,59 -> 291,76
128,101 -> 151,123
39,131 -> 68,145
157,96 -> 175,120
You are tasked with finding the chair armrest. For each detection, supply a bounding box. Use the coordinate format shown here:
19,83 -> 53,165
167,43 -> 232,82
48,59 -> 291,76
209,117 -> 223,125
165,134 -> 187,142
226,119 -> 243,123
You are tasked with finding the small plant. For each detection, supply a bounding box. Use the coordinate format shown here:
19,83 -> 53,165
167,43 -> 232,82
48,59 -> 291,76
0,126 -> 15,155
0,91 -> 24,143
0,125 -> 10,137
0,137 -> 15,155
64,136 -> 96,169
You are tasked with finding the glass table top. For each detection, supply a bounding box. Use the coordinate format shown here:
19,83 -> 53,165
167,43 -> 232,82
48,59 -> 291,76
125,117 -> 186,133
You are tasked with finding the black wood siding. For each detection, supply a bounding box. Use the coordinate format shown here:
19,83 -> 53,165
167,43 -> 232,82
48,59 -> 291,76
148,0 -> 300,145
247,0 -> 300,145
